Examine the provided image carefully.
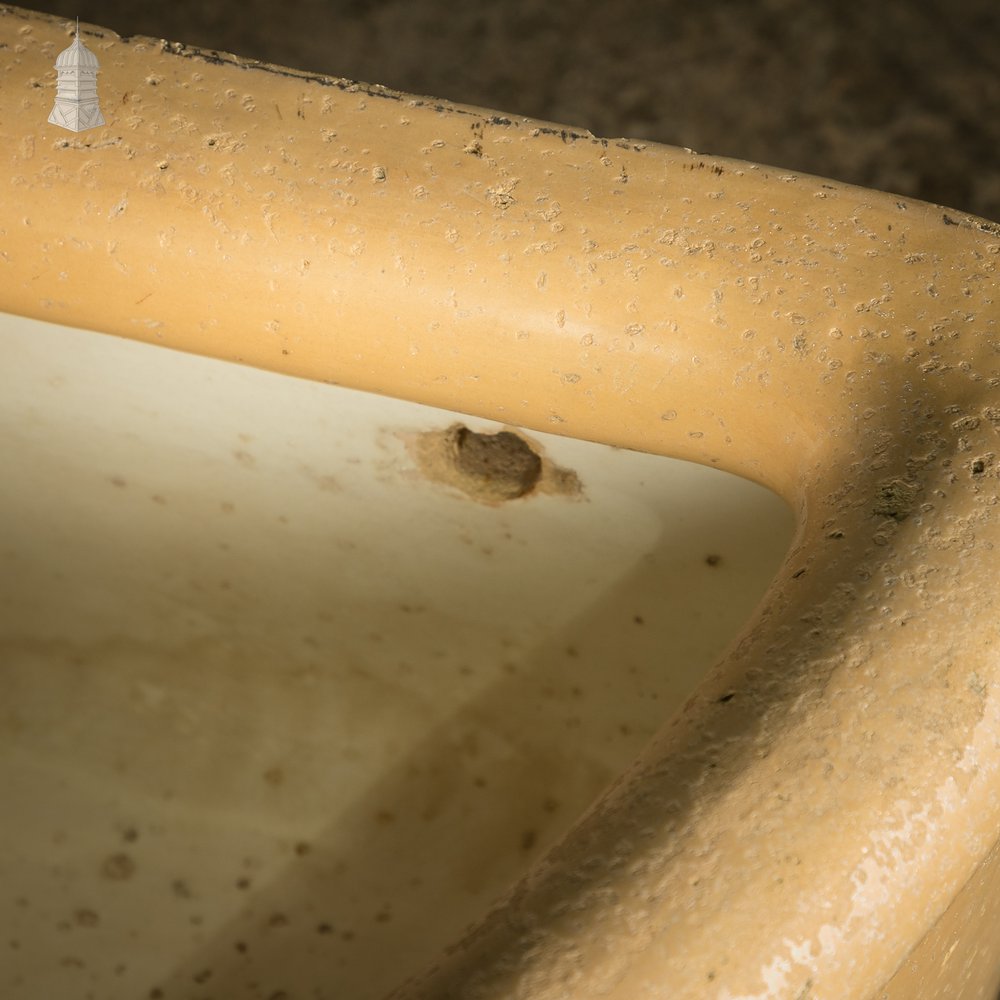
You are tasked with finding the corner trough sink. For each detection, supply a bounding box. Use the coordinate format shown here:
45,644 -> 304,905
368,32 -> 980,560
5,7 -> 999,997
0,312 -> 792,999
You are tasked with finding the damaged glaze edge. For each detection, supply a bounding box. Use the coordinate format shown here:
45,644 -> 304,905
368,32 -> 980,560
2,6 -> 999,1000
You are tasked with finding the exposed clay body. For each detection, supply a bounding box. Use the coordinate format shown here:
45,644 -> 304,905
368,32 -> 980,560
410,424 -> 581,503
1,7 -> 998,999
452,427 -> 542,500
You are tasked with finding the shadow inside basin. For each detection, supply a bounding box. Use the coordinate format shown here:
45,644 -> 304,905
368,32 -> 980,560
0,314 -> 793,999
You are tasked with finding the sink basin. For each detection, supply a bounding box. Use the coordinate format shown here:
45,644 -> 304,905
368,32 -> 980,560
3,7 -> 999,999
0,311 -> 791,998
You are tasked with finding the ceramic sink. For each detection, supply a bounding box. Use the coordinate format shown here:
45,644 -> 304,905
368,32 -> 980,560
2,6 -> 999,999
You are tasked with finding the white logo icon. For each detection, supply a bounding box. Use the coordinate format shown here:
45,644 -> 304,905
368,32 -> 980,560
48,18 -> 105,133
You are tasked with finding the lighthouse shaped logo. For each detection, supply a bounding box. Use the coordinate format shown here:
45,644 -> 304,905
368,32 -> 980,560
48,19 -> 106,132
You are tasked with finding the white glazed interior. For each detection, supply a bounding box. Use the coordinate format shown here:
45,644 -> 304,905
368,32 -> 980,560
1,313 -> 792,999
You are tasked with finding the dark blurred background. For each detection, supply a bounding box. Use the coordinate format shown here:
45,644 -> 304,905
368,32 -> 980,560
33,0 -> 1000,221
